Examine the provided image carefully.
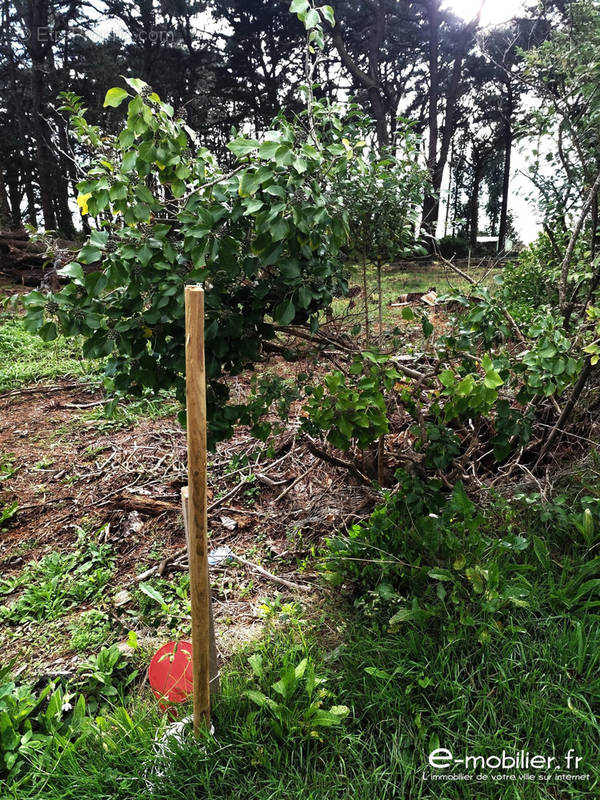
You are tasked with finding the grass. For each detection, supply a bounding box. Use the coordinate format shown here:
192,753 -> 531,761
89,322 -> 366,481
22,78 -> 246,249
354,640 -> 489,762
4,479 -> 600,800
0,317 -> 100,392
1,274 -> 598,799
330,260 -> 502,338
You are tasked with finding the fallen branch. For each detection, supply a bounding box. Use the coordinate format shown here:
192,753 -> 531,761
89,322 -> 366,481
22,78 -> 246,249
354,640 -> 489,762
114,494 -> 181,514
0,383 -> 86,400
231,552 -> 313,592
306,438 -> 372,486
435,251 -> 526,343
274,466 -> 313,503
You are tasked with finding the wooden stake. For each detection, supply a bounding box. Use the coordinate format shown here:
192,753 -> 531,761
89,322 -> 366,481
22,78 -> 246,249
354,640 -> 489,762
185,285 -> 211,734
181,486 -> 220,695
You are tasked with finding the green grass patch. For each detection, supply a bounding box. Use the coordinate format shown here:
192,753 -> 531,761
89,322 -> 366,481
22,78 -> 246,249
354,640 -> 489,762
331,261 -> 501,337
5,601 -> 599,799
6,476 -> 600,800
0,317 -> 98,392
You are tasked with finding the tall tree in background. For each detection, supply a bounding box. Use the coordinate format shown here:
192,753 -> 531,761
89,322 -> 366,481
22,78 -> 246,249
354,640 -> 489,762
419,0 -> 482,238
12,0 -> 87,234
210,0 -> 305,138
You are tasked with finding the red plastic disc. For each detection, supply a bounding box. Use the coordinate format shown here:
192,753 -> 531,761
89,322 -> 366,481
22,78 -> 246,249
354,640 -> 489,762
148,641 -> 193,708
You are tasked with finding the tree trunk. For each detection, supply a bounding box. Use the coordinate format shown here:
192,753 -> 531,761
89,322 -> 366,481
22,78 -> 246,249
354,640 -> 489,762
469,156 -> 483,250
422,1 -> 441,237
0,166 -> 12,228
330,2 -> 389,149
18,0 -> 57,230
6,164 -> 23,228
24,172 -> 37,226
362,245 -> 370,345
498,86 -> 514,252
377,259 -> 383,348
421,2 -> 480,241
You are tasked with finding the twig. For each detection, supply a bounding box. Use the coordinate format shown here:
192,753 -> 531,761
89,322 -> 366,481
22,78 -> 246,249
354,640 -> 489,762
180,165 -> 244,201
559,168 -> 600,312
231,553 -> 312,592
533,359 -> 595,470
306,438 -> 372,486
435,251 -> 526,344
274,467 -> 313,503
0,382 -> 86,400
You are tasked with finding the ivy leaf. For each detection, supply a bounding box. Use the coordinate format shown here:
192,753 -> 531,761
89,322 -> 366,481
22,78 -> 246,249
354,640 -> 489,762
274,299 -> 295,325
258,140 -> 281,160
76,193 -> 93,215
124,77 -> 148,93
238,171 -> 262,197
78,245 -> 102,264
318,4 -> 335,26
103,87 -> 129,108
38,322 -> 58,342
484,369 -> 504,389
304,7 -> 320,29
57,262 -> 85,281
227,137 -> 260,157
290,0 -> 309,13
421,315 -> 434,338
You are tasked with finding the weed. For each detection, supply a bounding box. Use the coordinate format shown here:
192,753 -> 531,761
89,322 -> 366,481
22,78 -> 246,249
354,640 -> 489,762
0,452 -> 17,482
0,501 -> 18,530
0,529 -> 115,624
68,610 -> 113,653
243,654 -> 349,742
75,645 -> 138,713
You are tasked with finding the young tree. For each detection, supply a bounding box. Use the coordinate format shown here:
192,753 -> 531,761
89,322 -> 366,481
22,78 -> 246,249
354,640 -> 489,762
336,119 -> 428,345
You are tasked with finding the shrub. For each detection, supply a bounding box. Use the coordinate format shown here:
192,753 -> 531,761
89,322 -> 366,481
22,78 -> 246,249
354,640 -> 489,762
322,471 -> 531,628
499,230 -> 592,310
23,81 -> 357,446
437,235 -> 469,259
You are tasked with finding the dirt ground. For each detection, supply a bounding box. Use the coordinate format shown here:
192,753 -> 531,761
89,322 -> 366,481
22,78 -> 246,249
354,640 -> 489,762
0,372 -> 371,678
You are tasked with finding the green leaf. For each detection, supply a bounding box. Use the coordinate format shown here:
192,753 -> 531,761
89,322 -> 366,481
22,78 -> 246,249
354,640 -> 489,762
311,707 -> 348,727
388,608 -> 416,625
421,315 -> 434,338
533,536 -> 550,568
270,217 -> 289,241
258,140 -> 281,160
78,245 -> 102,265
227,137 -> 260,157
104,87 -> 129,108
275,145 -> 293,167
274,299 -> 295,325
427,568 -> 453,582
38,322 -> 58,342
119,129 -> 135,148
139,582 -> 167,609
364,667 -> 392,680
290,0 -> 309,13
304,7 -> 320,29
243,198 -> 264,215
243,689 -> 269,708
456,375 -> 475,397
248,654 -> 263,679
238,171 -> 262,198
57,261 -> 85,281
294,658 -> 308,679
484,369 -> 503,389
318,4 -> 335,26
124,77 -> 148,92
